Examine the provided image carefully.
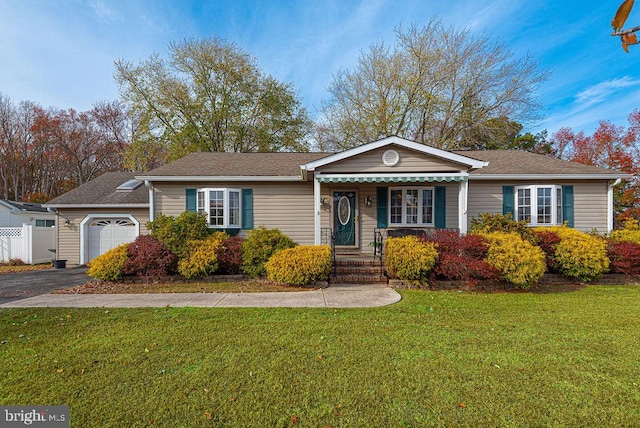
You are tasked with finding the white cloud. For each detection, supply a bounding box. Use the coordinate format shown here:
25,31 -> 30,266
575,77 -> 640,108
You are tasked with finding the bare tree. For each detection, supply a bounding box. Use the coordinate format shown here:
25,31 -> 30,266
0,94 -> 37,200
317,19 -> 549,150
115,37 -> 312,166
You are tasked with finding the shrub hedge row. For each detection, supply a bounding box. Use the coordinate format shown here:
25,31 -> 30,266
87,211 -> 640,287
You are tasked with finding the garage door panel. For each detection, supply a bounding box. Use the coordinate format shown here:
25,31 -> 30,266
88,218 -> 137,261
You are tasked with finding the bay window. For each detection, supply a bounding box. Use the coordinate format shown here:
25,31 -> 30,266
196,188 -> 241,228
389,187 -> 434,226
516,185 -> 562,226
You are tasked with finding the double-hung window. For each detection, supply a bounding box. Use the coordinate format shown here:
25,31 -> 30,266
516,185 -> 562,226
389,187 -> 434,226
196,188 -> 241,228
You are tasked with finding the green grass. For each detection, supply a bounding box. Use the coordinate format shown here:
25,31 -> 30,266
1,286 -> 639,427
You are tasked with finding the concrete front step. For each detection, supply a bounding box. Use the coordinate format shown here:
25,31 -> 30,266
334,265 -> 384,275
335,259 -> 382,266
331,274 -> 388,284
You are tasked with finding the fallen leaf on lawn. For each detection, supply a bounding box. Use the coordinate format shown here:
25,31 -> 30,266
204,411 -> 212,420
56,369 -> 63,373
231,397 -> 237,402
291,415 -> 298,424
458,402 -> 466,408
145,348 -> 149,353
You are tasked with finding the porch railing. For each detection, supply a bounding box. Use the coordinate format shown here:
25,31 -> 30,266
373,228 -> 384,275
321,227 -> 336,278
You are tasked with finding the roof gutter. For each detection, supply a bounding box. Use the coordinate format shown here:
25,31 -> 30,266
44,203 -> 149,209
135,175 -> 304,182
469,174 -> 632,180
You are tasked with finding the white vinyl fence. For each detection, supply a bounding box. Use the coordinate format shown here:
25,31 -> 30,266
0,224 -> 55,264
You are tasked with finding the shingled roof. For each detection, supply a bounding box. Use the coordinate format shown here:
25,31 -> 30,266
138,152 -> 330,178
457,150 -> 625,177
46,172 -> 149,207
138,149 -> 625,179
0,200 -> 50,213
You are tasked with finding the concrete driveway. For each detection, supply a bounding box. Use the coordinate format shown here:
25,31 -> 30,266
0,268 -> 90,305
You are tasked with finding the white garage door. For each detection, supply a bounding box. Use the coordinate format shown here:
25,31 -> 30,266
88,218 -> 137,261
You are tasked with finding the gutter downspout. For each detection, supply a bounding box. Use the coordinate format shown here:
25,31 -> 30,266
145,180 -> 155,223
608,178 -> 622,233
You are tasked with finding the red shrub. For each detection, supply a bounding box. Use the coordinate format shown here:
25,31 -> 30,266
434,254 -> 499,284
607,240 -> 640,275
424,231 -> 494,284
124,235 -> 177,277
534,230 -> 561,272
425,230 -> 489,259
217,236 -> 244,275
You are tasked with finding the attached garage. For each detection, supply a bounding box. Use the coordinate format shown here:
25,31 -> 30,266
87,218 -> 138,261
45,172 -> 150,266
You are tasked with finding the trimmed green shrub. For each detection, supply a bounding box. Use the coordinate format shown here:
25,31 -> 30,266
147,211 -> 210,259
178,234 -> 225,279
87,244 -> 129,281
471,212 -> 536,243
124,235 -> 177,277
384,236 -> 439,281
483,232 -> 546,288
545,226 -> 609,282
242,226 -> 297,278
265,245 -> 332,285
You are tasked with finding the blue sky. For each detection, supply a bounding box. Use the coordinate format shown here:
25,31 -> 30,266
1,0 -> 639,138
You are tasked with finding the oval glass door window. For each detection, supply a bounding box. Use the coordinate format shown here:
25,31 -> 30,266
338,196 -> 351,225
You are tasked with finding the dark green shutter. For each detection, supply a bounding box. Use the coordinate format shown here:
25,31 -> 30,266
376,187 -> 388,228
242,188 -> 253,229
434,186 -> 446,229
562,185 -> 574,227
186,188 -> 196,212
503,186 -> 515,216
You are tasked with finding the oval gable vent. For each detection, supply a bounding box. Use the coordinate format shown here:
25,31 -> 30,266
382,149 -> 400,166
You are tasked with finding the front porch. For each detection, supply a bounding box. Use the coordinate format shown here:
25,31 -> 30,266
312,182 -> 469,257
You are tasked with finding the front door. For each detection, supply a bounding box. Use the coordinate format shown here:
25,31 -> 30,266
334,191 -> 356,246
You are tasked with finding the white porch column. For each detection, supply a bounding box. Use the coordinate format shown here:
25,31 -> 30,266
314,177 -> 321,245
458,179 -> 468,234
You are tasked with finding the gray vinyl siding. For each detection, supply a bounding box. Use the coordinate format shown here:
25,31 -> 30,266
153,181 -> 463,252
153,182 -> 317,245
56,208 -> 149,266
320,147 -> 463,173
466,180 -> 610,232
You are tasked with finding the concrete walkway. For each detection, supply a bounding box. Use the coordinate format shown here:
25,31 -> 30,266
0,283 -> 401,309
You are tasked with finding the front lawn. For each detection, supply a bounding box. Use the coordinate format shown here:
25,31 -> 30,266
1,286 -> 639,427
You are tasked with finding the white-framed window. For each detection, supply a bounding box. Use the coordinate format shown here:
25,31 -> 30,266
196,188 -> 241,228
389,187 -> 434,226
35,219 -> 55,227
516,185 -> 562,226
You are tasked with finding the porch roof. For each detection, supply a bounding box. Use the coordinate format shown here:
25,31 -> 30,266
315,172 -> 468,183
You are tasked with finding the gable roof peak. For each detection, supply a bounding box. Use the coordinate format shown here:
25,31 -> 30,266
302,136 -> 488,171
